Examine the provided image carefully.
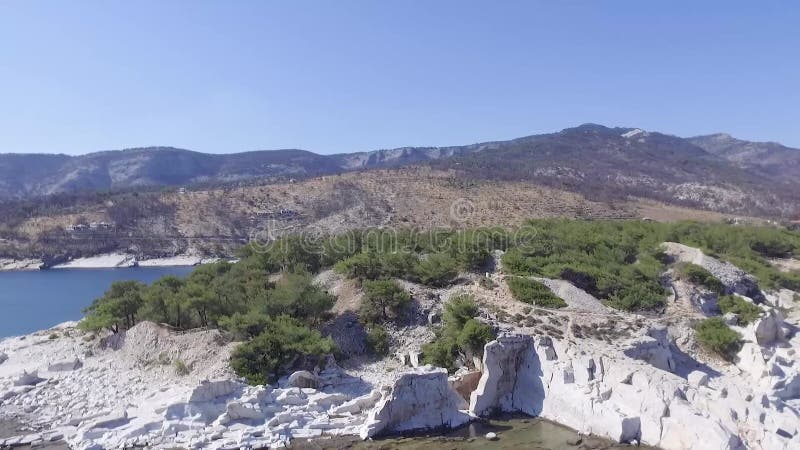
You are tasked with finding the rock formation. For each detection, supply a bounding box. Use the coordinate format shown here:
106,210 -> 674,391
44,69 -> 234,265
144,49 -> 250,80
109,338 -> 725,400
360,366 -> 471,439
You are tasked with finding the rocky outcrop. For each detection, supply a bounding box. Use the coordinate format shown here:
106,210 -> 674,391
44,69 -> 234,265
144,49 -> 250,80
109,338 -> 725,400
469,335 -> 544,416
622,325 -> 676,372
663,242 -> 763,300
461,333 -> 800,449
359,366 -> 471,439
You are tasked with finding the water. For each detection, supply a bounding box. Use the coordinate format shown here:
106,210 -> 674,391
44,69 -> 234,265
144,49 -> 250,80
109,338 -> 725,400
0,267 -> 195,338
297,415 -> 652,450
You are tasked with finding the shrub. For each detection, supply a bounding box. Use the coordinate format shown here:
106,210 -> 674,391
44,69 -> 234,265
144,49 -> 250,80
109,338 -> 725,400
443,294 -> 479,328
173,359 -> 190,376
695,317 -> 741,361
456,319 -> 495,354
415,253 -> 458,287
718,295 -> 762,324
366,325 -> 390,357
230,316 -> 336,385
675,263 -> 725,294
359,280 -> 411,324
506,277 -> 567,308
422,295 -> 496,372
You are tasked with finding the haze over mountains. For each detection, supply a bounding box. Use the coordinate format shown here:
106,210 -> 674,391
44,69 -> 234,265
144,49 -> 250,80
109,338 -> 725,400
1,124 -> 798,217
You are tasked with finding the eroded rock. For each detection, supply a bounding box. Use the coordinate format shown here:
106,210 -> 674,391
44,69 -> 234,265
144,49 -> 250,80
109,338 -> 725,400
360,366 -> 470,439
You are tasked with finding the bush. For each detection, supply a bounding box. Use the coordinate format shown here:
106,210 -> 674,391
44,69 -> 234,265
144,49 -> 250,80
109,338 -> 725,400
359,280 -> 411,324
456,319 -> 495,354
230,316 -> 336,385
422,295 -> 495,372
675,263 -> 725,294
718,295 -> 762,324
173,359 -> 190,376
366,325 -> 390,357
695,317 -> 741,361
506,277 -> 567,308
415,253 -> 458,287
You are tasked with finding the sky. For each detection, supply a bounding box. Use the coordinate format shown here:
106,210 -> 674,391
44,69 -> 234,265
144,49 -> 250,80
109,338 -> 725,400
0,1 -> 798,155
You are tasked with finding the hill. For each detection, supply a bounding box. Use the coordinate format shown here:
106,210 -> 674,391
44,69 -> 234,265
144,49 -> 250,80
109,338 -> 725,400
0,124 -> 797,219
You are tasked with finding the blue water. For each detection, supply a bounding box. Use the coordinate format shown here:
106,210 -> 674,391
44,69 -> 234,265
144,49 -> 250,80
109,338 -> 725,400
0,267 -> 195,338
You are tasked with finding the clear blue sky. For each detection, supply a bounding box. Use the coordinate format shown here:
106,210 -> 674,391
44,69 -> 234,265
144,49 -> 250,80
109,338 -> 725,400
1,1 -> 798,155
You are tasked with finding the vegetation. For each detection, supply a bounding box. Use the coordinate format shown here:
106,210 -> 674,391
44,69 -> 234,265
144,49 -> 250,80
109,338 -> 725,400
675,263 -> 725,294
422,295 -> 496,372
78,220 -> 799,381
718,295 -> 763,324
359,280 -> 411,325
695,317 -> 742,361
366,325 -> 390,357
229,315 -> 336,385
506,277 -> 567,308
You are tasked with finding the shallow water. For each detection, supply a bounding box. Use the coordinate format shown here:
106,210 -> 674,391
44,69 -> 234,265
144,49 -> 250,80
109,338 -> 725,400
0,267 -> 194,338
297,416 -> 649,450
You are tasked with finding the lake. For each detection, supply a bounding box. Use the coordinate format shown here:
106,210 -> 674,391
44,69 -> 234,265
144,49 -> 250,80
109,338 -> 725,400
0,267 -> 195,338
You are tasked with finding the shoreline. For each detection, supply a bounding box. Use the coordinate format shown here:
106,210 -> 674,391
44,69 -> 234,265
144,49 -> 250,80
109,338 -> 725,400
0,254 -> 234,272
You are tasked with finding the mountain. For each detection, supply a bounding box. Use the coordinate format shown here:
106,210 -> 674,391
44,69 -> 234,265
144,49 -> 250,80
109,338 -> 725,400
0,124 -> 798,217
688,133 -> 800,183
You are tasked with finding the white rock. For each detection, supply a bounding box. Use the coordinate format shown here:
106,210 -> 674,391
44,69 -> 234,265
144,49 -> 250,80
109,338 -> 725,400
13,370 -> 45,386
485,431 -> 498,440
470,335 -> 544,416
287,370 -> 320,389
360,366 -> 471,439
188,380 -> 242,402
48,358 -> 83,372
688,371 -> 709,388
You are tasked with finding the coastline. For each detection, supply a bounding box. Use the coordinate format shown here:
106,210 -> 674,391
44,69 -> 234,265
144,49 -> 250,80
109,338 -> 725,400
0,254 -> 232,272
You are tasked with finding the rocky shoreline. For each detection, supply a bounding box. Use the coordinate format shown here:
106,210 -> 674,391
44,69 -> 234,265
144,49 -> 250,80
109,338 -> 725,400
0,254 -> 228,271
1,243 -> 798,449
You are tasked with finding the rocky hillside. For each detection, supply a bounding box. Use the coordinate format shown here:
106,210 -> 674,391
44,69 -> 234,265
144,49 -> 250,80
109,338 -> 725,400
1,124 -> 798,218
689,133 -> 800,184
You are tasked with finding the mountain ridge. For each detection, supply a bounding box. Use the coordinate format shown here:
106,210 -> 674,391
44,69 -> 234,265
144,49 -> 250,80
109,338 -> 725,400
0,124 -> 798,218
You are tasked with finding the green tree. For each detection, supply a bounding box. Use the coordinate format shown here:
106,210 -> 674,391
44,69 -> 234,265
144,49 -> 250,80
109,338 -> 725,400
359,279 -> 411,324
415,253 -> 458,287
230,315 -> 336,385
140,275 -> 185,325
80,280 -> 146,333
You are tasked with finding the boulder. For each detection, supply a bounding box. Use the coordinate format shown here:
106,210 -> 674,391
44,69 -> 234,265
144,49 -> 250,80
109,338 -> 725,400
287,371 -> 320,389
688,371 -> 709,388
225,401 -> 264,421
658,399 -> 744,450
13,370 -> 45,386
360,366 -> 471,439
48,358 -> 83,372
469,335 -> 544,417
723,313 -> 739,326
188,380 -> 242,402
753,310 -> 785,346
330,389 -> 381,415
622,326 -> 676,372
